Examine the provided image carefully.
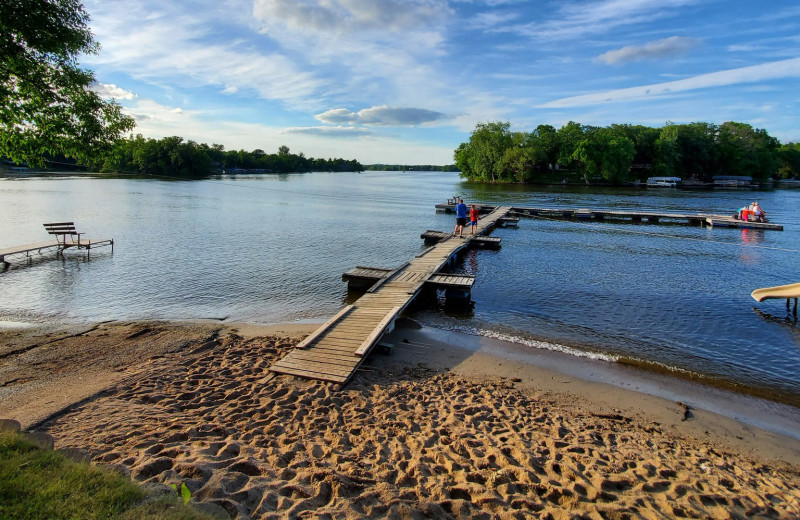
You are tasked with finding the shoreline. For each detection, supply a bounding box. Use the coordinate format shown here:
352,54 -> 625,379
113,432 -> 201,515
2,317 -> 800,457
1,318 -> 799,517
383,324 -> 800,462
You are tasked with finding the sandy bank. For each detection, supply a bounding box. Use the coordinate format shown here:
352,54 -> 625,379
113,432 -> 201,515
1,320 -> 799,518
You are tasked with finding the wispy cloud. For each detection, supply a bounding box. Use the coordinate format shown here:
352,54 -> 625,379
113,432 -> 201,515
508,0 -> 700,40
86,1 -> 324,109
315,106 -> 449,126
540,57 -> 800,108
252,0 -> 453,33
595,36 -> 699,65
91,82 -> 137,100
283,125 -> 372,137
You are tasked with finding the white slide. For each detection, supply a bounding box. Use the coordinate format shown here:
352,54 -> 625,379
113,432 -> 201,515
751,282 -> 800,302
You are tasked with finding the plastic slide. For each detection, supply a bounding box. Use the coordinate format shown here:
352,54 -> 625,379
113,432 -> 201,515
751,282 -> 800,302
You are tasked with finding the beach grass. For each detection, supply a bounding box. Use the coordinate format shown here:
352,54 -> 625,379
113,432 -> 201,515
0,432 -> 211,520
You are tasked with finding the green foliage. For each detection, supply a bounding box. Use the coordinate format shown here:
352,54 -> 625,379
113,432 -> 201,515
0,0 -> 136,167
88,135 -> 363,177
169,482 -> 192,505
116,496 -> 215,520
778,142 -> 800,179
455,121 -> 514,182
454,119 -> 792,184
362,164 -> 458,171
0,432 -> 143,519
572,127 -> 636,183
0,432 -> 212,520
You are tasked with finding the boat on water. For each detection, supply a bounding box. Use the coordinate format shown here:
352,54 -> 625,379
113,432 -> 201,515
646,176 -> 681,188
713,175 -> 752,188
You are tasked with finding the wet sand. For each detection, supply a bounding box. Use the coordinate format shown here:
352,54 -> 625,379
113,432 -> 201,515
1,320 -> 799,518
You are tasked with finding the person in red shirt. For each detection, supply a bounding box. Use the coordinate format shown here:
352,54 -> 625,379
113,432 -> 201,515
469,205 -> 479,234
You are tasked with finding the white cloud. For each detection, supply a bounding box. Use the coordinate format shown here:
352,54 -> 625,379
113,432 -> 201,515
252,0 -> 453,34
466,11 -> 520,31
315,106 -> 449,126
119,98 -> 453,163
595,36 -> 699,65
91,82 -> 137,100
283,125 -> 373,137
86,1 -> 324,109
508,0 -> 700,40
540,57 -> 800,108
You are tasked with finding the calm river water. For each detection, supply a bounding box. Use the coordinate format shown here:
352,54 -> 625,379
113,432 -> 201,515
2,171 -> 799,406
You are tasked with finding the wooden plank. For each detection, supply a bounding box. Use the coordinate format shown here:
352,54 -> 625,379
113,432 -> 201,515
0,241 -> 61,257
294,305 -> 354,349
354,306 -> 401,357
279,351 -> 358,367
272,359 -> 355,378
270,365 -> 349,384
274,354 -> 357,373
280,353 -> 358,367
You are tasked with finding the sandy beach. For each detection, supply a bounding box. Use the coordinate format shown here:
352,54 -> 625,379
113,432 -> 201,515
2,319 -> 799,519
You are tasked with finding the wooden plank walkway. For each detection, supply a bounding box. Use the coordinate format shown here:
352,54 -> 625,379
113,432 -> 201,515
1,241 -> 61,267
435,203 -> 783,231
270,206 -> 512,384
1,237 -> 114,267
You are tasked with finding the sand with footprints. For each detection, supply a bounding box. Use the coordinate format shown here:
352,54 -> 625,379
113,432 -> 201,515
2,321 -> 800,518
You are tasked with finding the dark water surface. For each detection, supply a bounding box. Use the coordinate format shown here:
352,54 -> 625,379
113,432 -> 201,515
2,171 -> 799,406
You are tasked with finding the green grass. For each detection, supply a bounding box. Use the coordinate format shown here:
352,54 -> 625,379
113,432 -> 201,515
0,432 -> 214,520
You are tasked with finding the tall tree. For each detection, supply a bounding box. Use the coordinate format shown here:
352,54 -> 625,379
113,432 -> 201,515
573,128 -> 635,183
556,121 -> 585,171
455,121 -> 514,182
0,0 -> 135,167
534,124 -> 559,172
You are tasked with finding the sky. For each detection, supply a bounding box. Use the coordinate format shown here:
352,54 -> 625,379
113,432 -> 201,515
84,0 -> 800,165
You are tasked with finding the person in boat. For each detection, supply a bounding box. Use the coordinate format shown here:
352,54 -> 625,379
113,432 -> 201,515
750,201 -> 767,222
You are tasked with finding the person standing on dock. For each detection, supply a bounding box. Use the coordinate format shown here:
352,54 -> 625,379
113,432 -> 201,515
453,198 -> 468,238
470,204 -> 479,234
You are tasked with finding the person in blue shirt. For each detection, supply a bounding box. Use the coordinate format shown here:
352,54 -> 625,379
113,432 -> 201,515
452,198 -> 468,238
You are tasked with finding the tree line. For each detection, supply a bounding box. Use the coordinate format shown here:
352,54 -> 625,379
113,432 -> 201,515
363,164 -> 458,172
86,135 -> 363,177
454,121 -> 800,184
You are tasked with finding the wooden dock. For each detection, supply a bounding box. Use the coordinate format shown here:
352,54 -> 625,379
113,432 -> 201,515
269,206 -> 512,384
1,237 -> 114,267
435,203 -> 783,231
0,241 -> 61,267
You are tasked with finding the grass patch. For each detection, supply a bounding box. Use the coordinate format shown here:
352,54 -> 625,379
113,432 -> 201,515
0,432 -> 214,519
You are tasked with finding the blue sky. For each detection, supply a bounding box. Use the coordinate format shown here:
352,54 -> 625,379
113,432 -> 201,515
84,0 -> 800,165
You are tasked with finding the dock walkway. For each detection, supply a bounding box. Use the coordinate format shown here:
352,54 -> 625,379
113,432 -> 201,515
0,241 -> 61,267
269,206 -> 512,384
435,203 -> 783,231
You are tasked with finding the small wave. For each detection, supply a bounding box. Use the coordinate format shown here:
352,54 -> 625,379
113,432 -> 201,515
438,323 -> 620,362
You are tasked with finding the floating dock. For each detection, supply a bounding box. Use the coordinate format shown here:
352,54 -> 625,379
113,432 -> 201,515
269,206 -> 512,384
435,203 -> 783,231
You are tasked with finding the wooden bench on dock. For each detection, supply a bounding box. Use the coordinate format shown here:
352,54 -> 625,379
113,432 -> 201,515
43,222 -> 114,258
1,223 -> 114,267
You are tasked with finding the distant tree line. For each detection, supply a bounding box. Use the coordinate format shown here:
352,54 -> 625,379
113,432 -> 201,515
363,164 -> 458,171
87,135 -> 363,177
455,121 -> 800,184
